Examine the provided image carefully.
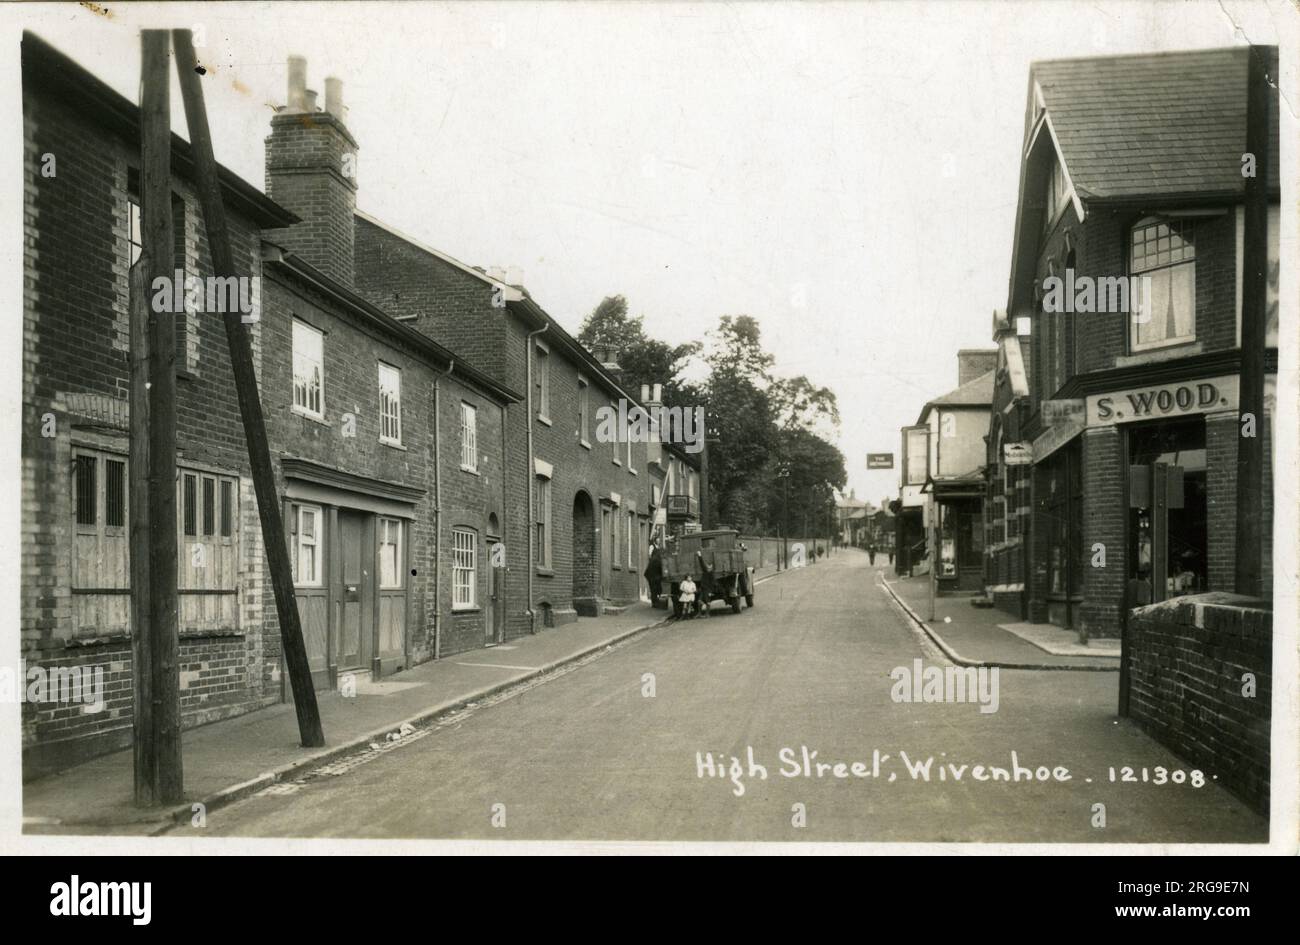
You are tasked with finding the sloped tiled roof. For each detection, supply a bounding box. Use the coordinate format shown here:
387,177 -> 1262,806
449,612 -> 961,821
1034,46 -> 1280,199
927,369 -> 995,409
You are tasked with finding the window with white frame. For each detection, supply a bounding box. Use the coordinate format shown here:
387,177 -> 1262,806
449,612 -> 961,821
379,362 -> 402,444
460,402 -> 478,471
1130,216 -> 1196,351
452,527 -> 477,609
534,474 -> 552,568
577,376 -> 590,446
535,341 -> 551,421
293,504 -> 322,586
292,320 -> 324,418
379,517 -> 403,588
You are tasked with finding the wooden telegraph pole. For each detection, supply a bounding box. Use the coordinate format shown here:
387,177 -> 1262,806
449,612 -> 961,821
171,29 -> 324,746
140,29 -> 184,804
1236,45 -> 1269,598
128,256 -> 154,804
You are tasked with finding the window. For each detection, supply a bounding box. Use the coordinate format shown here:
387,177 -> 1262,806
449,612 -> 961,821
534,475 -> 552,568
1043,159 -> 1069,232
127,199 -> 143,266
292,320 -> 325,418
453,528 -> 477,609
201,476 -> 216,536
460,402 -> 478,471
293,504 -> 322,586
1130,216 -> 1196,351
377,362 -> 402,444
904,427 -> 929,486
105,459 -> 126,528
379,517 -> 403,589
220,480 -> 233,537
74,454 -> 97,526
535,342 -> 550,421
577,376 -> 590,446
626,413 -> 637,473
611,403 -> 621,465
626,510 -> 635,570
182,472 -> 198,536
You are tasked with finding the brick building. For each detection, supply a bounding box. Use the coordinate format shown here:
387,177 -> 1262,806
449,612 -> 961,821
983,309 -> 1032,616
1001,47 -> 1279,635
259,59 -> 521,674
20,34 -> 293,775
352,214 -> 676,633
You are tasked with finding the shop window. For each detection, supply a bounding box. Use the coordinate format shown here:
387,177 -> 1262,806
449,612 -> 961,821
1127,419 -> 1208,598
1130,216 -> 1196,351
379,517 -> 403,589
293,504 -> 322,586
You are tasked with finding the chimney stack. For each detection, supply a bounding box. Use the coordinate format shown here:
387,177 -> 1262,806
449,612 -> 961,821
324,76 -> 345,120
266,56 -> 358,287
956,348 -> 998,386
286,55 -> 307,112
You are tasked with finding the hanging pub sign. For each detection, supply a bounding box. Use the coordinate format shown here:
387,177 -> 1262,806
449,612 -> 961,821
867,453 -> 894,469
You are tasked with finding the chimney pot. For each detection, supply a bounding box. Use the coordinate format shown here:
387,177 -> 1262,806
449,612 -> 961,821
304,89 -> 318,111
653,383 -> 662,402
640,384 -> 650,402
325,76 -> 344,120
287,55 -> 307,112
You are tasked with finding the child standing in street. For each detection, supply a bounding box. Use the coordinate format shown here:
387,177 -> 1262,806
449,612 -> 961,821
678,575 -> 697,619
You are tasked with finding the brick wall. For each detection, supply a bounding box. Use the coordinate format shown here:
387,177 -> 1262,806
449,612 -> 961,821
1079,426 -> 1124,637
1126,593 -> 1271,814
264,112 -> 358,287
21,85 -> 274,774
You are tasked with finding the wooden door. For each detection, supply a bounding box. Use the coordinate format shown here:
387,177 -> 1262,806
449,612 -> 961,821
336,510 -> 374,670
599,507 -> 612,599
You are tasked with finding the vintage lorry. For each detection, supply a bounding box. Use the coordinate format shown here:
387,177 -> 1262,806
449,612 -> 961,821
661,528 -> 756,617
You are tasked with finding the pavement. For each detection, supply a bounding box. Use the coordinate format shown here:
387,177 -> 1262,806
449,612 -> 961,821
880,573 -> 1119,670
23,559 -> 789,833
164,549 -> 1264,843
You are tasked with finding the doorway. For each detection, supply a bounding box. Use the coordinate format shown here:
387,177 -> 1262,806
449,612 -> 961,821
336,509 -> 374,671
486,513 -> 503,645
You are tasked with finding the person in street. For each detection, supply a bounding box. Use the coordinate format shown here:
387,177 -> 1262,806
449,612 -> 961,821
644,542 -> 663,606
868,542 -> 877,566
678,574 -> 698,619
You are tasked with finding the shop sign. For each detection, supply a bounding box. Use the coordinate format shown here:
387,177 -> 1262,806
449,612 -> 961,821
1087,375 -> 1237,427
1042,399 -> 1085,426
1003,443 -> 1033,466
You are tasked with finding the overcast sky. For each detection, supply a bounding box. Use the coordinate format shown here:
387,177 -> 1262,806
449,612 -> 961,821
9,1 -> 1290,504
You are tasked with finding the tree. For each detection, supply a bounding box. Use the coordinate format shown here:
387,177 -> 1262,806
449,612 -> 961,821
578,295 -> 698,406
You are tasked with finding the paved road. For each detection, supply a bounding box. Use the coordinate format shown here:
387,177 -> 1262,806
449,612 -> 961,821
199,550 -> 1266,843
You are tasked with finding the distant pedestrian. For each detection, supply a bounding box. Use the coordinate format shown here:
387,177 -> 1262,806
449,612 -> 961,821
868,543 -> 877,566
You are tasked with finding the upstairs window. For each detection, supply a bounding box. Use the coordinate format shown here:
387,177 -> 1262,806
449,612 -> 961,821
378,362 -> 402,444
535,341 -> 551,421
1130,216 -> 1196,352
292,320 -> 325,418
577,376 -> 590,446
460,402 -> 478,471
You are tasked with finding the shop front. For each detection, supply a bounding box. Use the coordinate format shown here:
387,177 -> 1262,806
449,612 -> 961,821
281,459 -> 423,690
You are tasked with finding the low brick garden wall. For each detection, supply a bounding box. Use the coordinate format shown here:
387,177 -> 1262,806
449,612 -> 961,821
1126,592 -> 1272,814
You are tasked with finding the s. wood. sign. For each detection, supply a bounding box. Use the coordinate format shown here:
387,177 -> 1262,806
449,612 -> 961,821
1086,375 -> 1237,427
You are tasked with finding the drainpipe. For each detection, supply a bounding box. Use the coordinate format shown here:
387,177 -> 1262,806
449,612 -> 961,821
525,321 -> 549,633
433,359 -> 455,659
